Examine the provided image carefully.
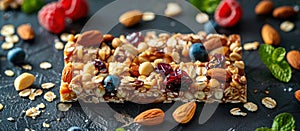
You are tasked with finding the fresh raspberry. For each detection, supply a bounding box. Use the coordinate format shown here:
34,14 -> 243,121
59,0 -> 89,20
214,0 -> 242,28
38,2 -> 66,34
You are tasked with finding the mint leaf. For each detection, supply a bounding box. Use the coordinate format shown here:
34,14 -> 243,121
269,61 -> 292,83
272,113 -> 295,131
272,47 -> 286,62
255,127 -> 274,131
259,44 -> 274,66
189,0 -> 221,14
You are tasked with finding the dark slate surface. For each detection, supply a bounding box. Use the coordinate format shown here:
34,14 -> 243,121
0,0 -> 300,131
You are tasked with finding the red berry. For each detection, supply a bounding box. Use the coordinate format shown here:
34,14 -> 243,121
214,0 -> 242,28
38,2 -> 66,34
59,0 -> 89,20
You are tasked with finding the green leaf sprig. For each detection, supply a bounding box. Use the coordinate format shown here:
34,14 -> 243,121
258,44 -> 292,82
189,0 -> 221,14
255,112 -> 296,131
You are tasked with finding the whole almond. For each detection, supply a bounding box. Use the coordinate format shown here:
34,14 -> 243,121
287,50 -> 300,70
62,63 -> 73,83
255,0 -> 274,15
207,68 -> 231,81
17,24 -> 35,40
119,10 -> 143,27
294,90 -> 300,102
76,30 -> 103,46
172,101 -> 196,124
203,37 -> 223,50
273,6 -> 297,19
134,108 -> 164,126
261,24 -> 280,45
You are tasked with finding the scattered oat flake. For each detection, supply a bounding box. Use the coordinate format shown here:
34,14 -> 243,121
0,103 -> 3,111
41,82 -> 55,89
37,103 -> 46,109
60,33 -> 70,42
22,64 -> 32,70
1,42 -> 14,50
54,41 -> 64,50
262,97 -> 277,109
19,88 -> 32,97
25,107 -> 41,119
4,70 -> 14,77
57,103 -> 72,112
142,12 -> 155,21
35,89 -> 43,96
42,122 -> 50,128
230,108 -> 247,116
195,12 -> 209,24
1,24 -> 15,36
40,62 -> 52,69
44,91 -> 56,102
7,117 -> 14,122
243,102 -> 258,112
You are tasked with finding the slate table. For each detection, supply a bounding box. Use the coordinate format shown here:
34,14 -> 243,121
0,0 -> 300,131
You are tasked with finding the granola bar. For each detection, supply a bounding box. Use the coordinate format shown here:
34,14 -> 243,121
59,30 -> 247,103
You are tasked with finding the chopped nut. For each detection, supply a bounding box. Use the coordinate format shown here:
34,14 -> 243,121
42,122 -> 50,128
195,12 -> 209,24
25,107 -> 41,119
17,24 -> 35,40
37,103 -> 46,109
230,108 -> 247,116
60,33 -> 70,42
243,41 -> 259,50
7,117 -> 15,122
22,64 -> 32,70
5,35 -> 19,43
280,21 -> 294,32
112,38 -> 122,48
165,2 -> 182,17
44,91 -> 56,102
39,62 -> 52,70
57,103 -> 72,112
4,70 -> 14,77
1,24 -> 15,36
54,40 -> 64,50
19,88 -> 32,97
262,97 -> 277,109
142,11 -> 155,21
41,82 -> 55,89
1,42 -> 14,50
139,62 -> 154,76
0,103 -> 3,111
243,102 -> 258,112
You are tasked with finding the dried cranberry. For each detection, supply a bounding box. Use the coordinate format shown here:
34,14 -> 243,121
93,59 -> 107,73
126,32 -> 144,46
164,69 -> 193,92
132,79 -> 144,89
156,63 -> 173,76
207,54 -> 226,69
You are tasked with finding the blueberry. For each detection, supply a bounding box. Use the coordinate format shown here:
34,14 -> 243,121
104,75 -> 120,93
7,47 -> 26,65
204,20 -> 218,34
189,43 -> 208,62
67,126 -> 83,131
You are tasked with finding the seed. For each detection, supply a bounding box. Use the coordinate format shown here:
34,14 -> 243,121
142,11 -> 155,21
262,97 -> 277,109
280,21 -> 294,32
230,108 -> 247,116
243,102 -> 258,112
1,42 -> 14,50
195,12 -> 209,24
57,103 -> 72,112
0,103 -> 4,111
7,117 -> 15,122
41,82 -> 55,89
19,88 -> 32,97
37,103 -> 46,109
1,24 -> 15,36
22,64 -> 32,70
54,40 -> 64,50
44,91 -> 56,102
4,70 -> 14,77
5,35 -> 19,43
60,33 -> 70,42
40,62 -> 52,69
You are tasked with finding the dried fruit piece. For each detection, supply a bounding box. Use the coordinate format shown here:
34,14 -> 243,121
60,0 -> 89,20
280,21 -> 294,32
38,2 -> 66,34
134,108 -> 165,125
273,6 -> 297,19
41,82 -> 55,89
172,101 -> 196,124
230,108 -> 247,116
243,102 -> 258,112
214,0 -> 242,27
14,72 -> 35,91
4,70 -> 14,77
262,97 -> 277,109
119,10 -> 143,27
255,0 -> 274,15
295,90 -> 300,102
261,24 -> 280,45
287,50 -> 300,70
164,2 -> 182,17
17,24 -> 35,40
40,62 -> 52,69
57,103 -> 72,111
